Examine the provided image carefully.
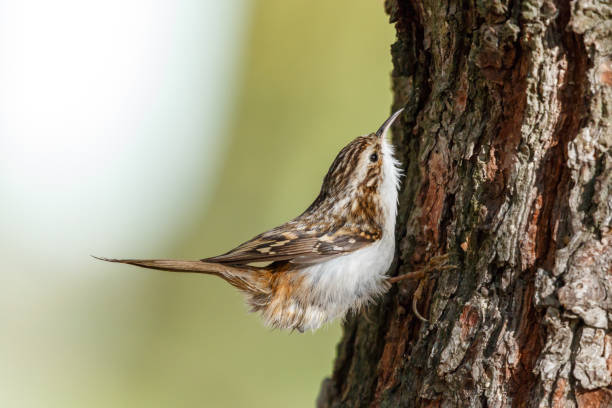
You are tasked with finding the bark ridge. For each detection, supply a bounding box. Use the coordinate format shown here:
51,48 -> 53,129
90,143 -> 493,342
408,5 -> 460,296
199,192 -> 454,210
318,0 -> 611,406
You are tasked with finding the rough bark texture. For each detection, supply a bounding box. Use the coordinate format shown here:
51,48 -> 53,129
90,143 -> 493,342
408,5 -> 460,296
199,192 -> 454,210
318,0 -> 611,407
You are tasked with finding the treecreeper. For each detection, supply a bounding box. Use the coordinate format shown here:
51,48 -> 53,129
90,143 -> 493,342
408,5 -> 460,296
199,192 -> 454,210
97,109 -> 452,332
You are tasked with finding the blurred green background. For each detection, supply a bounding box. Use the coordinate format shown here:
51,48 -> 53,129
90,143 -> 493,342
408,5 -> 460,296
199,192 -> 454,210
0,0 -> 394,407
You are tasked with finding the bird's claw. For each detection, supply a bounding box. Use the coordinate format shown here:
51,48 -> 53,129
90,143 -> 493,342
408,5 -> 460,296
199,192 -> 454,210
412,279 -> 428,322
388,253 -> 457,322
388,253 -> 455,283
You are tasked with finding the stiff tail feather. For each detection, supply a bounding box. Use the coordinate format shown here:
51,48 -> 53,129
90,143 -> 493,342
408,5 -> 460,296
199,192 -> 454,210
93,256 -> 268,295
93,256 -> 232,275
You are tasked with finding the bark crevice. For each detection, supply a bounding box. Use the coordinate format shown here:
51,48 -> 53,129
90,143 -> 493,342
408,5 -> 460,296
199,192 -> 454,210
319,0 -> 611,406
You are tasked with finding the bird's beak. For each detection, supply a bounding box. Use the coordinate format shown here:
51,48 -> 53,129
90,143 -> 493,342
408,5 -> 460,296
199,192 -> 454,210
376,108 -> 404,138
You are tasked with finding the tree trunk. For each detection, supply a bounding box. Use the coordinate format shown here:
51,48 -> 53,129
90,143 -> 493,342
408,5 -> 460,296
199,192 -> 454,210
318,0 -> 611,406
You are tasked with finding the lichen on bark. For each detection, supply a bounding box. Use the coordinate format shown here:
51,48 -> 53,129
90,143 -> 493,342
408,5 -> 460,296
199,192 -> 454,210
318,0 -> 611,407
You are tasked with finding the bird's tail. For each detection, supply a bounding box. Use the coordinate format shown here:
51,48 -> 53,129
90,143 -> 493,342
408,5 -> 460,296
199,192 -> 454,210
94,256 -> 269,295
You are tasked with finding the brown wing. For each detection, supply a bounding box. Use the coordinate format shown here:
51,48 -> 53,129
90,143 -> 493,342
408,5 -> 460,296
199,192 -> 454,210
202,222 -> 381,266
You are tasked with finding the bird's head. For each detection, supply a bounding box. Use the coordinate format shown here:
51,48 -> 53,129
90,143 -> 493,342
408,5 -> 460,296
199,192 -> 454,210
319,109 -> 403,200
303,109 -> 403,229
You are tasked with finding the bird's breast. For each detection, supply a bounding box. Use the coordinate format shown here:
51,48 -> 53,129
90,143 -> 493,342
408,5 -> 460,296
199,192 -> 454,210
298,236 -> 394,327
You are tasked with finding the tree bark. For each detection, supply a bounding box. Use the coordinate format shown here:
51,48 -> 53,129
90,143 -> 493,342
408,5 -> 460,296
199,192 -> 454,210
318,0 -> 611,407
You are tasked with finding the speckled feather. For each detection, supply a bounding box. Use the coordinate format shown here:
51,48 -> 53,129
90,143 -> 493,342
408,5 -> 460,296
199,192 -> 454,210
99,110 -> 404,332
204,136 -> 384,266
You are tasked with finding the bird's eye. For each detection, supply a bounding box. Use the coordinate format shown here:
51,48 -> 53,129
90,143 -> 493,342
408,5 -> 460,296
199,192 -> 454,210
369,152 -> 378,162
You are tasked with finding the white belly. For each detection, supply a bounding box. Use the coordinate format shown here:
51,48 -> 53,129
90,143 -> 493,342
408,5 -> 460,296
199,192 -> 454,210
295,233 -> 395,331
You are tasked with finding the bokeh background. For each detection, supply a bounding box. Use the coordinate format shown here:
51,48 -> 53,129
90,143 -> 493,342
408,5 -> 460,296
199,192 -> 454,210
0,1 -> 394,406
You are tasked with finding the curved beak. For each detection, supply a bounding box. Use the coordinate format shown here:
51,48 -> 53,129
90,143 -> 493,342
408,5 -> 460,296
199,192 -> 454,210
376,108 -> 404,138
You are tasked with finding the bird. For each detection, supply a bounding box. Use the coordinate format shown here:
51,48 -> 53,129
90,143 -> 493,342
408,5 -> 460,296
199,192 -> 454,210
97,108 -> 436,332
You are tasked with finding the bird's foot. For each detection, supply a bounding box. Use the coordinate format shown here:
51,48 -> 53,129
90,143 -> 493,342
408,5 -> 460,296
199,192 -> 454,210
388,253 -> 455,283
388,253 -> 457,322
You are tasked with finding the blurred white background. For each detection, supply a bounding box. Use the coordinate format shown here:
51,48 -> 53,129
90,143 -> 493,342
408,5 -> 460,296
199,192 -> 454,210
0,1 -> 394,406
0,1 -> 248,406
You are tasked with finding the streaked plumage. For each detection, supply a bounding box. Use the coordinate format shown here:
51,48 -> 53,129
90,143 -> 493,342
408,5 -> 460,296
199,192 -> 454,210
99,109 -> 403,331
